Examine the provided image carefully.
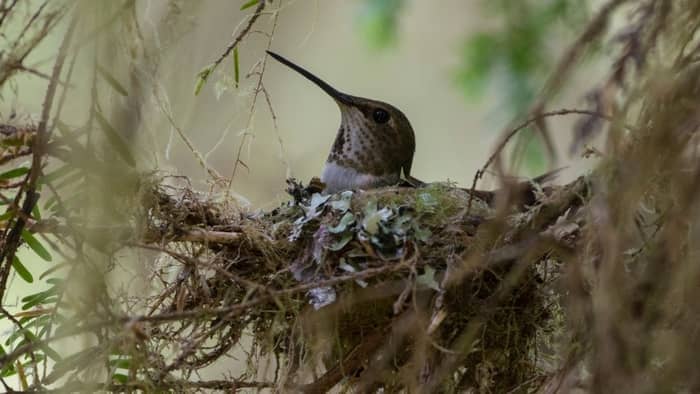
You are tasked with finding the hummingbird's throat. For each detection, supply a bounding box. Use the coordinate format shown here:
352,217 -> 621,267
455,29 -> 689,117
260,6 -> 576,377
326,107 -> 399,177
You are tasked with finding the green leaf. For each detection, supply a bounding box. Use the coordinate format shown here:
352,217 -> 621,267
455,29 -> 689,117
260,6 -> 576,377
506,32 -> 537,74
11,256 -> 33,283
21,287 -> 59,309
31,203 -> 41,220
233,46 -> 240,88
40,263 -> 69,280
4,316 -> 50,345
21,287 -> 59,304
0,167 -> 29,180
0,209 -> 14,221
1,364 -> 15,377
22,295 -> 58,310
240,0 -> 259,10
41,344 -> 62,362
94,111 -> 136,167
113,373 -> 129,384
21,230 -> 52,262
457,33 -> 499,98
109,358 -> 131,369
21,292 -> 45,304
358,0 -> 404,49
97,64 -> 128,96
5,328 -> 23,346
194,64 -> 214,96
24,330 -> 62,361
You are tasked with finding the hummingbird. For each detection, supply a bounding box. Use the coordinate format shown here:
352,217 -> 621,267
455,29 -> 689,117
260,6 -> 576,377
268,51 -> 563,203
267,51 -> 418,194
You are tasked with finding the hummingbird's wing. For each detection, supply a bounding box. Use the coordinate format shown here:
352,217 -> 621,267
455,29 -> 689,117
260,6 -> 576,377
530,167 -> 567,185
403,174 -> 425,188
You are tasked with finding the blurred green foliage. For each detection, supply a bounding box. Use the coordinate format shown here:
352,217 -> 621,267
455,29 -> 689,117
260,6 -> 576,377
358,0 -> 589,172
357,0 -> 405,50
457,0 -> 587,108
459,0 -> 588,172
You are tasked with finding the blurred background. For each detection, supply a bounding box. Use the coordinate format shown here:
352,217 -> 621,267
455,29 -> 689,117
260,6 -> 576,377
80,0 -> 600,208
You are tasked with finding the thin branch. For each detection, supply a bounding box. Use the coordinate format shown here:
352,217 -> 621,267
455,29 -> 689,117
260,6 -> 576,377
172,229 -> 241,244
0,148 -> 32,165
0,0 -> 20,28
208,0 -> 266,74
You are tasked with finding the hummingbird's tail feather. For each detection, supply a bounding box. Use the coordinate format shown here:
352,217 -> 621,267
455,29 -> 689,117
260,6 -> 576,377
477,166 -> 567,208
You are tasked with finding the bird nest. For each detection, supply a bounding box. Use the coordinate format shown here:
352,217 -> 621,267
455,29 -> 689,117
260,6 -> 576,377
138,175 -> 588,392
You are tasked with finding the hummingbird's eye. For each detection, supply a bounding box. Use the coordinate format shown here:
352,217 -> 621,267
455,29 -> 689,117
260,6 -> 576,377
372,108 -> 390,124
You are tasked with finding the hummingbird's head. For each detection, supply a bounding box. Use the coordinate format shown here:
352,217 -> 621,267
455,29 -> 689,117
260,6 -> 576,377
267,51 -> 415,178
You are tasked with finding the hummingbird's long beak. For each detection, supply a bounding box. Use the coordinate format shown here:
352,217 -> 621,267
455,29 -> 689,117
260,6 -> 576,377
267,51 -> 353,105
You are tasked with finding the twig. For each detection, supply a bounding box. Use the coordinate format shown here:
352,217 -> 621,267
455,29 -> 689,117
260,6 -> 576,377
208,0 -> 266,74
180,229 -> 241,244
0,4 -> 63,87
153,87 -> 221,179
0,148 -> 32,165
0,0 -> 20,28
